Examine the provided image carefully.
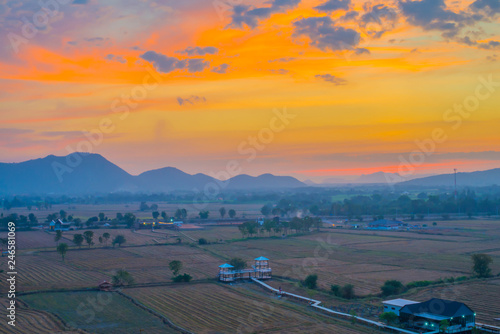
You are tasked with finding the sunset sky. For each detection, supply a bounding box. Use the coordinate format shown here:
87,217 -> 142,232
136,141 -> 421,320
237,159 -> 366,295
1,0 -> 499,181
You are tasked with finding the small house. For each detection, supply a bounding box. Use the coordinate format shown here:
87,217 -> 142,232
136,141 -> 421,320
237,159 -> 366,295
399,298 -> 475,333
382,299 -> 419,316
50,219 -> 75,231
218,263 -> 235,282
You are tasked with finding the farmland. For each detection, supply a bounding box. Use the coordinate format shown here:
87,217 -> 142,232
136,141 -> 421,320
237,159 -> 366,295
2,218 -> 500,332
18,291 -> 174,334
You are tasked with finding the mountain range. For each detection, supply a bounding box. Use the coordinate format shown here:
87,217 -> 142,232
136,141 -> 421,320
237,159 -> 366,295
0,153 -> 498,195
0,153 -> 305,195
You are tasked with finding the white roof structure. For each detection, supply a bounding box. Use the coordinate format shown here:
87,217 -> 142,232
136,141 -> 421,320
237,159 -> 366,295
255,256 -> 269,261
383,299 -> 419,307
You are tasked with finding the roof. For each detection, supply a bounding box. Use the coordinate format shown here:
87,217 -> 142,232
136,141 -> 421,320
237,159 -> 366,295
255,256 -> 269,261
383,299 -> 419,307
219,263 -> 234,268
400,298 -> 474,318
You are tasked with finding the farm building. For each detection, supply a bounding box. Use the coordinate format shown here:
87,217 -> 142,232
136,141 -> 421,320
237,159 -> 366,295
399,298 -> 475,333
382,299 -> 419,316
49,219 -> 76,231
218,256 -> 272,282
367,219 -> 405,230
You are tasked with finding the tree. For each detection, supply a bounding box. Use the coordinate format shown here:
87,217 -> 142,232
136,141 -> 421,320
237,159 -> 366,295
379,312 -> 398,325
98,212 -> 106,221
169,260 -> 183,276
174,209 -> 183,220
113,235 -> 126,247
72,234 -> 84,248
181,208 -> 187,219
219,207 -> 226,219
199,211 -> 209,219
260,205 -> 272,217
139,202 -> 149,211
116,212 -> 123,221
198,238 -> 208,245
150,204 -> 158,211
54,230 -> 62,246
161,211 -> 168,220
381,280 -> 406,297
28,213 -> 38,225
302,274 -> 318,289
229,258 -> 247,270
152,211 -> 160,221
228,209 -> 236,218
98,236 -> 103,245
471,253 -> 493,278
112,269 -> 135,286
83,230 -> 94,248
340,284 -> 355,299
172,273 -> 192,283
57,243 -> 68,261
123,213 -> 136,228
102,232 -> 111,247
59,210 -> 67,220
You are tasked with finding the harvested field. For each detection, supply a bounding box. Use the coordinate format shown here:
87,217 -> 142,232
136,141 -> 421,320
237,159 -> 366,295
19,291 -> 176,334
125,283 -> 379,333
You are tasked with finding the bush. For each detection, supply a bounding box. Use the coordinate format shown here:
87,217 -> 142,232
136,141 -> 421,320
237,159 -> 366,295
302,274 -> 318,289
229,257 -> 247,270
198,238 -> 208,245
172,273 -> 192,283
379,312 -> 398,325
331,284 -> 355,299
381,280 -> 406,297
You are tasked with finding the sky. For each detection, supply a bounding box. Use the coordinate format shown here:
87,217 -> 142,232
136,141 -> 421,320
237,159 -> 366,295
0,0 -> 499,182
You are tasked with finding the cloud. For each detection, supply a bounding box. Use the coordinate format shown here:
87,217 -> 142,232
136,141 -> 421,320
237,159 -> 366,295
229,0 -> 301,29
293,16 -> 361,51
360,4 -> 398,38
470,0 -> 500,16
399,0 -> 472,38
176,95 -> 207,106
105,54 -> 126,64
270,69 -> 289,74
140,51 -> 209,74
314,0 -> 351,13
72,0 -> 89,4
355,47 -> 370,55
180,46 -> 218,56
458,36 -> 500,49
315,74 -> 347,85
269,57 -> 297,62
478,40 -> 500,49
211,63 -> 229,73
340,10 -> 359,21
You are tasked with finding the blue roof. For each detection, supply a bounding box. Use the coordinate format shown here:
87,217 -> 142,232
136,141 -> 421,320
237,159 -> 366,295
219,263 -> 234,268
255,256 -> 269,261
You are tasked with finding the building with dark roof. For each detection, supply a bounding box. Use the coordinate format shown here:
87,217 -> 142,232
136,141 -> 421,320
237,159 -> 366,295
399,298 -> 475,333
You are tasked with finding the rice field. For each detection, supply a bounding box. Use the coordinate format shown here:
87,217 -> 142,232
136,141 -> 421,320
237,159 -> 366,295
19,291 -> 175,334
124,283 -> 379,334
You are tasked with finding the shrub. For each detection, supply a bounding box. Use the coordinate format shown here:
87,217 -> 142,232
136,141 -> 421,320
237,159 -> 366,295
172,273 -> 192,283
379,312 -> 398,325
381,280 -> 406,297
198,238 -> 208,245
302,274 -> 318,289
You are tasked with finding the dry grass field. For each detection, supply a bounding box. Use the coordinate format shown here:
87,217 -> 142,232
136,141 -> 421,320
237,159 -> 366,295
124,283 -> 379,334
3,218 -> 500,333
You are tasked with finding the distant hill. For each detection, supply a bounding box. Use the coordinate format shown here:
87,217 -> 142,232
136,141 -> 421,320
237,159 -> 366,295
400,168 -> 500,187
0,153 -> 305,195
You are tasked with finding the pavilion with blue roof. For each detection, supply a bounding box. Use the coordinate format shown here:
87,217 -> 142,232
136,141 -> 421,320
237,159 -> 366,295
217,256 -> 272,282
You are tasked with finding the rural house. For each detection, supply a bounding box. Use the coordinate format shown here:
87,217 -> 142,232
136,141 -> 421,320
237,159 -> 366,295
399,298 -> 475,333
382,299 -> 419,316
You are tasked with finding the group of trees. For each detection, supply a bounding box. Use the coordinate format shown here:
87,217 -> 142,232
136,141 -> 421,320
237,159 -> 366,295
238,217 -> 322,238
259,189 -> 500,219
168,260 -> 192,283
55,232 -> 126,261
218,207 -> 236,219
